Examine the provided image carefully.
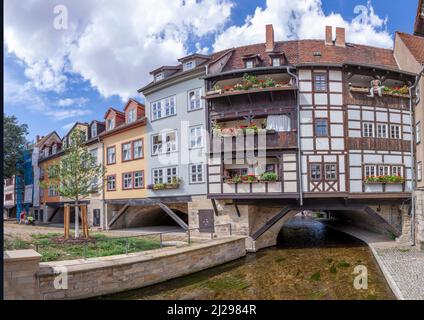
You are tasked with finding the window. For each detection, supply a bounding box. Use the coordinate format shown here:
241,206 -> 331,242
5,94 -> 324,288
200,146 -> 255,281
5,194 -> 12,201
315,119 -> 328,137
153,168 -> 164,184
377,124 -> 388,138
43,148 -> 49,158
48,185 -> 59,197
127,109 -> 136,123
91,124 -> 97,138
190,126 -> 203,149
122,143 -> 132,161
134,171 -> 144,188
90,149 -> 98,164
378,165 -> 390,176
392,166 -> 403,177
265,164 -> 276,173
314,73 -> 327,92
122,173 -> 133,190
52,144 -> 57,154
107,175 -> 116,191
266,115 -> 291,132
310,164 -> 322,181
364,165 -> 377,178
107,146 -> 116,165
227,168 -> 248,178
390,125 -> 401,139
416,122 -> 421,144
418,162 -> 423,181
164,96 -> 176,117
133,139 -> 143,159
245,60 -> 254,69
272,57 -> 281,67
151,96 -> 176,120
188,88 -> 202,111
152,101 -> 162,120
183,60 -> 195,71
190,164 -> 204,183
325,164 -> 337,180
107,118 -> 115,130
166,167 -> 178,183
363,122 -> 375,138
155,72 -> 164,82
152,131 -> 177,155
48,166 -> 58,179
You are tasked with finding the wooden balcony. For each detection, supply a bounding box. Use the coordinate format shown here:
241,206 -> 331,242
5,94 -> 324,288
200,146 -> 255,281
348,137 -> 411,152
346,86 -> 410,110
210,131 -> 297,153
204,85 -> 297,100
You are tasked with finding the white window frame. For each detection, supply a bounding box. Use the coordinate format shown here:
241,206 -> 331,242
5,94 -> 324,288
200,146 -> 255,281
151,96 -> 176,120
272,57 -> 281,67
107,147 -> 116,164
391,166 -> 403,177
127,109 -> 136,123
134,171 -> 144,188
376,123 -> 388,138
189,125 -> 203,149
378,165 -> 390,176
418,162 -> 423,181
363,122 -> 375,138
183,60 -> 195,71
155,72 -> 164,82
133,139 -> 143,159
364,165 -> 377,178
152,166 -> 178,184
107,118 -> 115,131
122,173 -> 133,190
48,185 -> 59,197
189,163 -> 204,184
90,149 -> 98,165
152,168 -> 164,184
188,88 -> 202,111
122,142 -> 132,161
416,122 -> 421,144
390,125 -> 401,139
245,60 -> 254,69
91,124 -> 97,137
151,130 -> 178,156
52,144 -> 57,154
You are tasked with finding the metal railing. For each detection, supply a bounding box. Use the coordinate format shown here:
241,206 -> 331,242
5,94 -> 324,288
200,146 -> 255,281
33,223 -> 233,260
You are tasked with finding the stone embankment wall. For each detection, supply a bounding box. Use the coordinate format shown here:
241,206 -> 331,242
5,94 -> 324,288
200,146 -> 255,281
4,237 -> 246,300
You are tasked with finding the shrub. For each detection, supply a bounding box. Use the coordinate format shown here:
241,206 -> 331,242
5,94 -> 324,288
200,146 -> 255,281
260,172 -> 278,182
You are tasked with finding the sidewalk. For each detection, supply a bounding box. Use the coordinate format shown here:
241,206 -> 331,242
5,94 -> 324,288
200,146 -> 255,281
322,222 -> 424,300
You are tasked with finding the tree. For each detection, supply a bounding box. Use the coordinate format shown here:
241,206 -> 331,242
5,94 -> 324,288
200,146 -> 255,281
46,129 -> 104,238
3,114 -> 28,178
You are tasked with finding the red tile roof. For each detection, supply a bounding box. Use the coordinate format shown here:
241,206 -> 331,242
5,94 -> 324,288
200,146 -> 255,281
397,32 -> 424,64
415,0 -> 424,36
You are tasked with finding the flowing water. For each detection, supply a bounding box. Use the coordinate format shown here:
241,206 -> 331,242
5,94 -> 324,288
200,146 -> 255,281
101,217 -> 395,300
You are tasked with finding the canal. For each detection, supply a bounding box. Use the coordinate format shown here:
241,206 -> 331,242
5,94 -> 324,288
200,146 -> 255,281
101,216 -> 395,300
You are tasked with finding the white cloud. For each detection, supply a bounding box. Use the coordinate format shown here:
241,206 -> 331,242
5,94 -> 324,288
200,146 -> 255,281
213,0 -> 393,51
4,0 -> 233,99
58,97 -> 89,107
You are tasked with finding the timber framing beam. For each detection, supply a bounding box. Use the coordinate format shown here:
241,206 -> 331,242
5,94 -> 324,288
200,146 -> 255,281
158,202 -> 188,230
251,206 -> 293,240
108,203 -> 130,229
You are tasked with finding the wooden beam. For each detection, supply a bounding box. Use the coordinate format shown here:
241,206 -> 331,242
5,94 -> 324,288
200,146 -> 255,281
64,204 -> 70,240
211,199 -> 219,217
158,202 -> 188,230
363,207 -> 401,237
234,201 -> 241,217
108,203 -> 130,229
251,206 -> 293,240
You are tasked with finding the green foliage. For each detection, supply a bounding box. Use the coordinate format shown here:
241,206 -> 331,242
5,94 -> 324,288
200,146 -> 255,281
44,129 -> 104,202
310,272 -> 321,281
275,256 -> 286,263
329,264 -> 337,274
337,261 -> 351,268
260,172 -> 278,182
3,114 -> 28,178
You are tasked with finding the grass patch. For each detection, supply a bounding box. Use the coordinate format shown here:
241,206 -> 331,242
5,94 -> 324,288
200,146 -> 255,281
329,264 -> 337,274
5,233 -> 161,262
275,256 -> 286,263
205,275 -> 250,292
310,272 -> 321,281
337,261 -> 351,268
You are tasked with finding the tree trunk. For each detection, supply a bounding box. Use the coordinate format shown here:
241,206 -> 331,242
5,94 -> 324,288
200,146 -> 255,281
75,200 -> 80,239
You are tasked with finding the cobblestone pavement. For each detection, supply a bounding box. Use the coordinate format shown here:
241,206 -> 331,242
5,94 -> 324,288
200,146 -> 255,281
374,247 -> 424,300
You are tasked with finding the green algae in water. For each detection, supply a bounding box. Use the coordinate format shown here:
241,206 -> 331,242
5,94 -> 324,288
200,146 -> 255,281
205,275 -> 250,292
309,290 -> 327,300
329,265 -> 337,274
310,272 -> 321,281
275,256 -> 286,263
337,261 -> 351,268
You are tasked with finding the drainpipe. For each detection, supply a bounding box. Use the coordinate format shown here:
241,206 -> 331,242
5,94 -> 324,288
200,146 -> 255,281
287,66 -> 303,206
409,65 -> 424,246
98,137 -> 107,231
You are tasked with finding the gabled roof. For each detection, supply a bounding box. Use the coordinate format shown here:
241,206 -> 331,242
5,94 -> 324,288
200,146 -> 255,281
63,122 -> 89,138
104,107 -> 125,119
397,32 -> 424,64
36,131 -> 61,148
178,53 -> 210,63
89,119 -> 105,126
149,66 -> 181,75
123,98 -> 145,111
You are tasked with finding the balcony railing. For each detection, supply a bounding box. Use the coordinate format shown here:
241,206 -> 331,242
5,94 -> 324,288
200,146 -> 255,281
346,85 -> 410,109
210,130 -> 297,153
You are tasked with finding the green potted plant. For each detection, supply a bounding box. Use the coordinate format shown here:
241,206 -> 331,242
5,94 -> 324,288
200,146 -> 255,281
260,172 -> 278,182
153,183 -> 166,190
166,177 -> 182,189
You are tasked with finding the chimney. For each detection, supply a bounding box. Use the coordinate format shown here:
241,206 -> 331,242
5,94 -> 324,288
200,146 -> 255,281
335,27 -> 346,47
325,26 -> 333,45
265,24 -> 275,52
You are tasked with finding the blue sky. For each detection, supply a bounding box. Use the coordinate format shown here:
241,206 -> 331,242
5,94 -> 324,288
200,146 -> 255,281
4,0 -> 418,141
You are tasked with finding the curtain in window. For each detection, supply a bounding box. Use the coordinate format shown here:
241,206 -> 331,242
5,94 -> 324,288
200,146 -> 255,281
266,115 -> 291,132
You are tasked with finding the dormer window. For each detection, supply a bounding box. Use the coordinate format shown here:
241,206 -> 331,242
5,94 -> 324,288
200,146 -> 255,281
183,60 -> 195,71
44,148 -> 49,157
107,118 -> 115,130
272,57 -> 281,67
245,60 -> 254,69
127,109 -> 136,124
91,124 -> 97,138
155,72 -> 164,82
52,144 -> 57,154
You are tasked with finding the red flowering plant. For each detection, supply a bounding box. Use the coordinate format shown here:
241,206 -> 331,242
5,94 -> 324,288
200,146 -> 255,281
242,174 -> 258,183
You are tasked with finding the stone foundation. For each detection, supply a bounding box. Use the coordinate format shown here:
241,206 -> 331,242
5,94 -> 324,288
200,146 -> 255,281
415,190 -> 424,251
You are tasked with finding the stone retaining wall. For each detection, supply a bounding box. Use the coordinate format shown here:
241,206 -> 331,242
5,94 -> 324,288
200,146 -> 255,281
4,237 -> 246,300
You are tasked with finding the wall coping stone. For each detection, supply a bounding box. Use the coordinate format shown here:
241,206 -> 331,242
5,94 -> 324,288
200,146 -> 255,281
37,236 -> 246,276
4,249 -> 42,262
